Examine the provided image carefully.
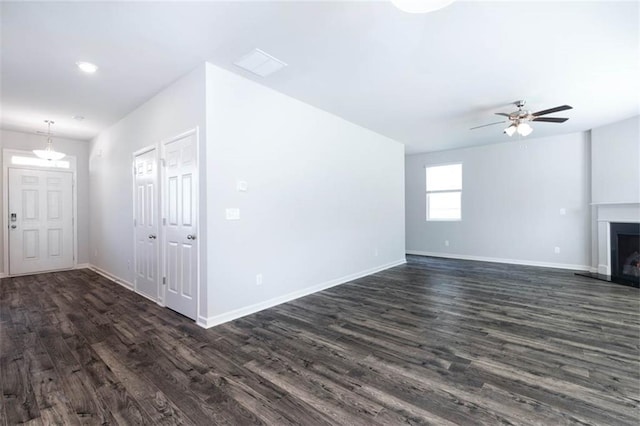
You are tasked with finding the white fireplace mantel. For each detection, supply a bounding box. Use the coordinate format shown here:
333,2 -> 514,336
595,203 -> 640,275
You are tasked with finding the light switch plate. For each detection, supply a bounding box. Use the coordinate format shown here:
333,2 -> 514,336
226,208 -> 240,220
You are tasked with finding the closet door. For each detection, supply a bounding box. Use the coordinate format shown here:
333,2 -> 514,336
163,132 -> 198,320
133,148 -> 160,300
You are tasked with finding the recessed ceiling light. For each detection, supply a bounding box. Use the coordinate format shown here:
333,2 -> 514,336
234,49 -> 287,77
76,61 -> 98,73
72,115 -> 85,121
391,0 -> 455,13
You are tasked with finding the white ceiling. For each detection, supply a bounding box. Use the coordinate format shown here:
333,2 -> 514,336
1,0 -> 638,153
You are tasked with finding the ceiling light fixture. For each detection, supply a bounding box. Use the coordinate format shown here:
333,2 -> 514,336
391,0 -> 455,13
33,120 -> 66,161
516,122 -> 533,136
76,61 -> 98,73
503,124 -> 517,137
504,121 -> 533,137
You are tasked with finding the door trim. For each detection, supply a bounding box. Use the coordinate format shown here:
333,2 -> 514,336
2,148 -> 78,277
160,127 -> 200,322
132,145 -> 162,304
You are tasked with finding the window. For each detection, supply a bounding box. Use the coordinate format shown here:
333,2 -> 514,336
11,155 -> 70,169
426,163 -> 462,221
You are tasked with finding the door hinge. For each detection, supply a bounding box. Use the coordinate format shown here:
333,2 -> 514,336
133,219 -> 137,227
161,158 -> 166,167
162,277 -> 166,285
162,218 -> 166,226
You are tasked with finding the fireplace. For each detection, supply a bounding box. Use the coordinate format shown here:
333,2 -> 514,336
610,222 -> 640,286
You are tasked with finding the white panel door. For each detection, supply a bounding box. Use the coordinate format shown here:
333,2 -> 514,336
163,132 -> 198,320
8,168 -> 74,275
133,149 -> 159,300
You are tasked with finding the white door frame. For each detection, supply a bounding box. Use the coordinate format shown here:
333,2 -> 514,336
2,148 -> 78,276
160,127 -> 200,321
132,145 -> 162,305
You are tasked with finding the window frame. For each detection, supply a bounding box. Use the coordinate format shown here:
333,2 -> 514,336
425,162 -> 462,222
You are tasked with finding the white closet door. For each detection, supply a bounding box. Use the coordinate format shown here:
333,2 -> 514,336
8,168 -> 74,275
163,132 -> 198,320
133,149 -> 160,300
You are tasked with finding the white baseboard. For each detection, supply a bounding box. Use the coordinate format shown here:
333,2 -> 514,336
88,264 -> 134,290
0,264 -> 92,279
406,250 -> 592,272
198,258 -> 407,329
87,264 -> 163,306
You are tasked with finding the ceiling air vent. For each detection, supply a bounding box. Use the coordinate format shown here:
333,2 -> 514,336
233,49 -> 287,77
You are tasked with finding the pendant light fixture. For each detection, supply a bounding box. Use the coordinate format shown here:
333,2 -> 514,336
391,0 -> 455,14
34,120 -> 66,161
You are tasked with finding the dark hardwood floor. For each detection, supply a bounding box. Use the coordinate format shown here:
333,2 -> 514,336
1,255 -> 639,425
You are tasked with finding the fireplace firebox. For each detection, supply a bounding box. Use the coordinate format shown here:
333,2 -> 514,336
610,222 -> 640,286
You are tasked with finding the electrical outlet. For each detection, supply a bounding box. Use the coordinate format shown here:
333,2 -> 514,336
445,240 -> 450,247
560,208 -> 566,216
256,274 -> 263,286
127,261 -> 130,270
94,249 -> 98,258
554,247 -> 560,254
374,248 -> 378,257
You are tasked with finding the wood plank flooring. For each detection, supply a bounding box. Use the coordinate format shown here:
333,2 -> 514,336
1,255 -> 639,425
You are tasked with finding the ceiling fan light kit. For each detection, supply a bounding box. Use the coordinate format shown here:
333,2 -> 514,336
516,122 -> 533,136
472,100 -> 573,138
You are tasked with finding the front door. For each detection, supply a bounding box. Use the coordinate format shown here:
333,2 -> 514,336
133,148 -> 159,300
163,132 -> 198,320
8,168 -> 74,275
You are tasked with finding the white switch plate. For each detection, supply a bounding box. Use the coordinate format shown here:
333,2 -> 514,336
256,274 -> 263,286
445,240 -> 450,247
225,208 -> 240,220
559,208 -> 566,216
237,180 -> 248,192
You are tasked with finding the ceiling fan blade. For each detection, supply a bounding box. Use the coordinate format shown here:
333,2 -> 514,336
532,117 -> 569,123
470,121 -> 507,130
494,112 -> 511,117
532,105 -> 573,116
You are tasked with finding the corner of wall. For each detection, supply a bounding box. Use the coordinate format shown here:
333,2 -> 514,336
198,259 -> 407,328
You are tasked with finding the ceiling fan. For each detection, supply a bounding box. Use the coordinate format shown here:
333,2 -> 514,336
471,100 -> 573,137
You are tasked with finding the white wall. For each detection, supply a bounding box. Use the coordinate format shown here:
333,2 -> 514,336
591,115 -> 640,204
590,115 -> 640,274
0,129 -> 90,274
89,65 -> 207,314
406,132 -> 592,269
204,63 -> 405,323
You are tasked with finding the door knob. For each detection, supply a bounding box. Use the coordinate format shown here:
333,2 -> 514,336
10,225 -> 16,229
148,234 -> 157,239
187,234 -> 196,240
